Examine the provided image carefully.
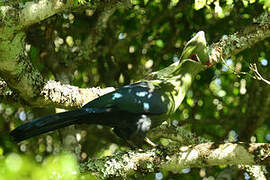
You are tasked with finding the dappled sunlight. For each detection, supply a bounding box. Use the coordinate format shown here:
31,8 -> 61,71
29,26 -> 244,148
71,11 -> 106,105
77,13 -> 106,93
211,143 -> 237,160
0,152 -> 95,180
0,0 -> 270,179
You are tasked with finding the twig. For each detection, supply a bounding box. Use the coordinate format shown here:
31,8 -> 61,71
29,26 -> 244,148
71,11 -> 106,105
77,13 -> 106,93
249,63 -> 270,85
220,57 -> 270,86
220,56 -> 254,78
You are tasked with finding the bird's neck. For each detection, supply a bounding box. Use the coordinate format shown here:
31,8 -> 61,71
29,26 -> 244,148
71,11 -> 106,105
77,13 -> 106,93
166,60 -> 205,113
172,59 -> 205,77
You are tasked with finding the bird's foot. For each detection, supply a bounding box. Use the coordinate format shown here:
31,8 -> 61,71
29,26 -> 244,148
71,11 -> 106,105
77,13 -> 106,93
144,137 -> 157,148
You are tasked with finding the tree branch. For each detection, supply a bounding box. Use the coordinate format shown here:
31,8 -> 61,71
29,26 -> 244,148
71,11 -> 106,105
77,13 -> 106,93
0,0 -> 118,108
148,124 -> 209,145
0,0 -> 78,28
80,142 -> 270,179
40,80 -> 114,108
1,8 -> 270,110
209,11 -> 270,64
249,63 -> 270,85
239,165 -> 268,180
0,3 -> 269,179
0,79 -> 21,104
82,0 -> 131,59
0,79 -> 115,108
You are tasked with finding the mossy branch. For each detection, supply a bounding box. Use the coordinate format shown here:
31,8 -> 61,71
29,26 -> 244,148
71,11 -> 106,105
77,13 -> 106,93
1,1 -> 270,109
209,11 -> 270,64
80,142 -> 270,179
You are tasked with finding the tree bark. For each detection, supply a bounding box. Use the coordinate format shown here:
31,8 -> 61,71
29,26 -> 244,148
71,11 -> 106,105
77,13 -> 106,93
80,142 -> 270,179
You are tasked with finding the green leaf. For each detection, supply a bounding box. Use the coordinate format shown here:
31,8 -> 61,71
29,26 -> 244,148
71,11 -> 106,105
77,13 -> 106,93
194,0 -> 206,10
156,40 -> 164,48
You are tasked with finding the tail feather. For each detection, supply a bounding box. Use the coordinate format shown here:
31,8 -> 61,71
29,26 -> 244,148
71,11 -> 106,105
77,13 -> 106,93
10,108 -> 102,142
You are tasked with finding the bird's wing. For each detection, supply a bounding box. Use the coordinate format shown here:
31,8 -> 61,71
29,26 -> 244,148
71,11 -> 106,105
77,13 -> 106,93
83,81 -> 170,114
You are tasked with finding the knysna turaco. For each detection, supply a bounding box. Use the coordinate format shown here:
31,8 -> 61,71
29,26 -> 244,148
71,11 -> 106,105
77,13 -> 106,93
10,31 -> 211,147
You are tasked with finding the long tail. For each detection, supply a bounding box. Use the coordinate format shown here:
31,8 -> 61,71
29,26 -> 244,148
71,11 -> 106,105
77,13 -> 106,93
9,108 -> 108,142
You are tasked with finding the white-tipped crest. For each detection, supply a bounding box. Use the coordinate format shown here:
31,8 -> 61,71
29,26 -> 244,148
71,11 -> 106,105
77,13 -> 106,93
186,31 -> 207,47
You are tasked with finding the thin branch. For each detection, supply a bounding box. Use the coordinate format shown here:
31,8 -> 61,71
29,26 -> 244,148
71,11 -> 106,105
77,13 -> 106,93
207,11 -> 270,86
80,142 -> 270,179
219,57 -> 270,86
82,0 -> 131,59
249,63 -> 270,85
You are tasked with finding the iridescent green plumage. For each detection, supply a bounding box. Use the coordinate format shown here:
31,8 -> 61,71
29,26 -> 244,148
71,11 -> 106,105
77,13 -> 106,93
10,31 -> 210,147
144,31 -> 209,114
146,31 -> 209,80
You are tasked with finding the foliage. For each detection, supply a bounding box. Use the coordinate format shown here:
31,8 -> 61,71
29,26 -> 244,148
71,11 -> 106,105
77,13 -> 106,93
1,0 -> 270,179
0,152 -> 97,180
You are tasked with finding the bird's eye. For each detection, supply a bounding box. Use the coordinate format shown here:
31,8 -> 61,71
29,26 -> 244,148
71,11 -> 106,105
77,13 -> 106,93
189,54 -> 199,62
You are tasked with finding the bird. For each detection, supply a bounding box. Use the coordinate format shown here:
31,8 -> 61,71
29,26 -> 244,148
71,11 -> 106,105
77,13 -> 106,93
10,31 -> 210,147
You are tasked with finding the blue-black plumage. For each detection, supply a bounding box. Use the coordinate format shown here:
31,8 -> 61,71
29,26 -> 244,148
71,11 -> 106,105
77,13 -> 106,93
10,31 -> 209,147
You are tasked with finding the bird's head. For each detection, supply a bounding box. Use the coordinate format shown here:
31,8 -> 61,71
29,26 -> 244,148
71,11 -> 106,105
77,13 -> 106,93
180,31 -> 211,67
